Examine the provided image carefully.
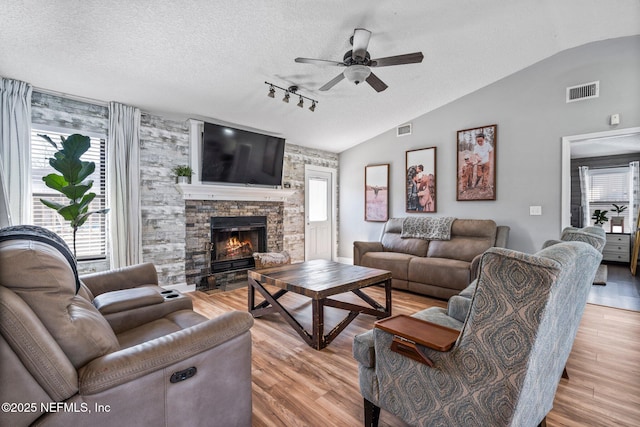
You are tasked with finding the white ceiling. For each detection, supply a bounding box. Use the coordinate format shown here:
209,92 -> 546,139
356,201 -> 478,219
571,133 -> 640,159
1,0 -> 639,153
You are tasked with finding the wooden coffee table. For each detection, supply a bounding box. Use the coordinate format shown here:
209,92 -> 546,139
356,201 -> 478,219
248,259 -> 392,350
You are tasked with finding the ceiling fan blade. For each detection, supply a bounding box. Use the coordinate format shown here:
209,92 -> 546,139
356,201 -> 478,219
319,73 -> 345,91
366,72 -> 388,92
295,57 -> 345,66
370,52 -> 424,67
351,28 -> 372,61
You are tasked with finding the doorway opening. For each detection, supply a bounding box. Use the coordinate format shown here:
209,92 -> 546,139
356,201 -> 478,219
561,127 -> 640,230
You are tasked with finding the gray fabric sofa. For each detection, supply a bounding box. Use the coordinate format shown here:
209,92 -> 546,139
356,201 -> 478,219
353,218 -> 509,299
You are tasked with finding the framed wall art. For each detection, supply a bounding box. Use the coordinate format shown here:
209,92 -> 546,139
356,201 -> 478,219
365,164 -> 389,222
456,124 -> 497,201
406,147 -> 436,213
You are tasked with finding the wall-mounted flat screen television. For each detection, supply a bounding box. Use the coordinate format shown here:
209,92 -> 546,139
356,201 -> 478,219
201,122 -> 285,186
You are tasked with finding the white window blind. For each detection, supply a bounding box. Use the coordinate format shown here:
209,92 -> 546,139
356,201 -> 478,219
588,167 -> 629,203
31,129 -> 108,260
587,166 -> 631,233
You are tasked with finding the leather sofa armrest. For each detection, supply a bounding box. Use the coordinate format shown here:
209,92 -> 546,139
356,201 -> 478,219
80,263 -> 159,297
353,241 -> 384,265
469,254 -> 482,283
93,287 -> 164,315
468,226 -> 507,283
78,311 -> 253,394
495,226 -> 510,248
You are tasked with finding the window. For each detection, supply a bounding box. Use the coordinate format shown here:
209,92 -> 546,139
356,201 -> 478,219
588,167 -> 630,232
31,128 -> 108,259
308,177 -> 328,222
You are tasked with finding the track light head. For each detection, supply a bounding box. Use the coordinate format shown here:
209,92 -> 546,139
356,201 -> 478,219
283,92 -> 290,103
268,85 -> 275,98
309,101 -> 316,112
297,96 -> 304,108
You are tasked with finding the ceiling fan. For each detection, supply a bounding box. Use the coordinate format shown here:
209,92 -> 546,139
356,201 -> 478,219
295,28 -> 424,92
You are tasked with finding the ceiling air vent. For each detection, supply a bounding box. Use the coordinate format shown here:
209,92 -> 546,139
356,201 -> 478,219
566,81 -> 599,103
397,123 -> 412,137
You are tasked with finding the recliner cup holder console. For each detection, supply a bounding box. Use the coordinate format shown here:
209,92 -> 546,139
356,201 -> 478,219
161,289 -> 182,300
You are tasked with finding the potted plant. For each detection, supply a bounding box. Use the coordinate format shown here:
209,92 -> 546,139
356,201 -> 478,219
172,165 -> 193,184
39,133 -> 110,257
610,204 -> 627,233
591,209 -> 609,227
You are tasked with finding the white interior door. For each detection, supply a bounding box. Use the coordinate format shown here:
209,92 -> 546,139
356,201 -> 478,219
305,167 -> 335,260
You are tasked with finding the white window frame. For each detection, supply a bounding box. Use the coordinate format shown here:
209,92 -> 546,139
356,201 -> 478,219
587,166 -> 631,233
31,125 -> 108,260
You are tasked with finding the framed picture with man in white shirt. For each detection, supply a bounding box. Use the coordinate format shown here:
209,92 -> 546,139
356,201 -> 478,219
456,124 -> 497,201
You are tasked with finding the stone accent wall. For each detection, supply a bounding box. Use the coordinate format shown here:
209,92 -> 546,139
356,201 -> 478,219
185,201 -> 284,290
29,92 -> 340,288
138,113 -> 190,286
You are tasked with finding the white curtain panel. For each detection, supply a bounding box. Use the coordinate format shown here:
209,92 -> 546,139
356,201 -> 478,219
0,78 -> 32,226
108,102 -> 142,268
578,166 -> 590,227
630,161 -> 639,232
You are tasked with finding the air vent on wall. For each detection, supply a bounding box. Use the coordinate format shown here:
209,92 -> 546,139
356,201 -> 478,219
397,123 -> 412,137
566,81 -> 599,103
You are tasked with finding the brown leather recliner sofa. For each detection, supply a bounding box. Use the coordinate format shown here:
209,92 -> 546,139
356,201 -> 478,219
0,226 -> 253,427
354,218 -> 509,299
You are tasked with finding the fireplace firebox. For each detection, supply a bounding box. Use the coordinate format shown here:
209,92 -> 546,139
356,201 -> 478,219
210,216 -> 267,273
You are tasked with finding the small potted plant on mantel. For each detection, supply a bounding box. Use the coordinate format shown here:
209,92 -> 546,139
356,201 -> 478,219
610,204 -> 627,233
591,209 -> 609,227
172,165 -> 193,184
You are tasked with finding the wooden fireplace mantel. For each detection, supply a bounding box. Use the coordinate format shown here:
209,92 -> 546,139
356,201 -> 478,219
175,183 -> 296,202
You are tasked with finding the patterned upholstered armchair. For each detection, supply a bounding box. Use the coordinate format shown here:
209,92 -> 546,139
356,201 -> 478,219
542,225 -> 606,251
353,241 -> 602,427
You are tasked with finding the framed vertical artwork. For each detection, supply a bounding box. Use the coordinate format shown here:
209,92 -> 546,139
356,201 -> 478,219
456,124 -> 497,201
365,164 -> 389,222
406,147 -> 437,213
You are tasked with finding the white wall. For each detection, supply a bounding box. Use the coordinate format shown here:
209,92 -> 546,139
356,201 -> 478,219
339,35 -> 640,257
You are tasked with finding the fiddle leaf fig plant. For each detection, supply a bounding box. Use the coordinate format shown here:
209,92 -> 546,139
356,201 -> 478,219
39,133 -> 109,257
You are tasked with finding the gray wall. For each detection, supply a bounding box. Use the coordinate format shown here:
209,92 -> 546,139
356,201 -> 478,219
338,35 -> 640,257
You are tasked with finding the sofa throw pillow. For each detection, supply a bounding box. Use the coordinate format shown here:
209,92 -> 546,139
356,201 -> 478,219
401,217 -> 456,240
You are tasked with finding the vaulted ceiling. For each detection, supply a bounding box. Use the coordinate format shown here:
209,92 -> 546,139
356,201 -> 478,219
1,1 -> 638,152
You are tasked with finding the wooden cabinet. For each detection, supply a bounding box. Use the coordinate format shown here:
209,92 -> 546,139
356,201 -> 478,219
603,233 -> 630,263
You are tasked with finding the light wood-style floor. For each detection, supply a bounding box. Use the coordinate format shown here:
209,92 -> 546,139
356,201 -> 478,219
190,286 -> 640,426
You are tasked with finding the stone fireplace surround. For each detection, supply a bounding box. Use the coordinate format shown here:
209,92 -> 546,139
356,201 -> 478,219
185,199 -> 285,291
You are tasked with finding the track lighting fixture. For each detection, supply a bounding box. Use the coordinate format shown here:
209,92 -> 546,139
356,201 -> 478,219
264,81 -> 318,112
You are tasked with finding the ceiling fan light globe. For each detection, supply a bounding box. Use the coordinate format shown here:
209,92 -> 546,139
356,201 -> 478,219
344,65 -> 371,85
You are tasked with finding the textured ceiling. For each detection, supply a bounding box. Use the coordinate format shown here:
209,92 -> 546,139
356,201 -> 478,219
1,0 -> 639,152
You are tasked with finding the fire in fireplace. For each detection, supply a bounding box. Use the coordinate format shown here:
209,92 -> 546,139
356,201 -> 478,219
210,216 -> 267,273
